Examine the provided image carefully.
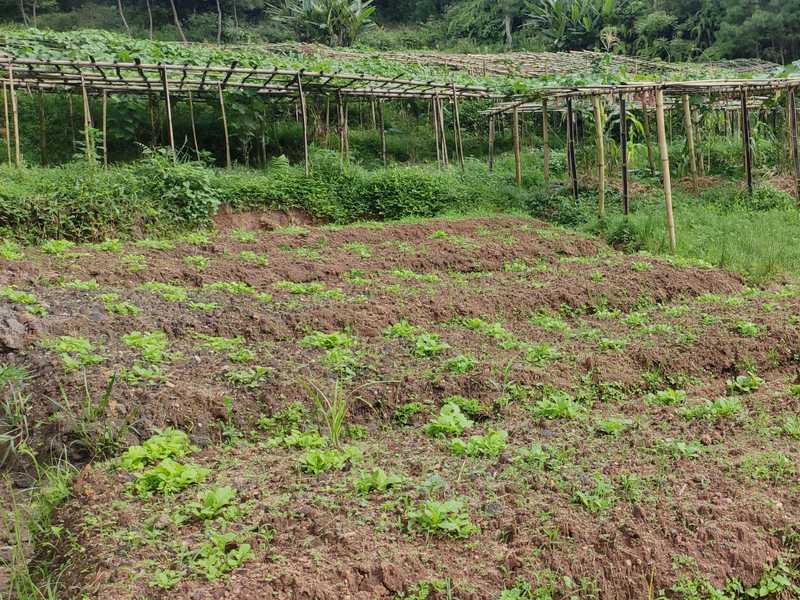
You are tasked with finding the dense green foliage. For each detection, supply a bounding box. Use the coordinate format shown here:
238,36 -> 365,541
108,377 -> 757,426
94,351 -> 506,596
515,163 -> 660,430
2,0 -> 798,62
0,147 -> 554,241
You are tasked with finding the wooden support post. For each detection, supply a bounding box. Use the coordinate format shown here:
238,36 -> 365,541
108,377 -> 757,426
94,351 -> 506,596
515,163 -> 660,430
187,91 -> 200,161
432,98 -> 441,167
343,99 -> 350,160
566,97 -> 578,200
101,90 -> 108,167
68,93 -> 75,148
297,75 -> 309,177
487,115 -> 495,173
451,83 -> 464,171
592,95 -> 606,217
655,89 -> 676,254
619,93 -> 629,215
148,93 -> 158,146
437,96 -> 448,167
160,66 -> 176,161
80,76 -> 93,163
542,98 -> 550,184
682,94 -> 698,187
2,82 -> 10,165
324,98 -> 330,147
378,100 -> 387,167
8,66 -> 21,166
741,89 -> 753,195
788,87 -> 800,203
37,91 -> 47,167
642,99 -> 655,175
218,83 -> 231,169
339,96 -> 346,163
512,108 -> 522,186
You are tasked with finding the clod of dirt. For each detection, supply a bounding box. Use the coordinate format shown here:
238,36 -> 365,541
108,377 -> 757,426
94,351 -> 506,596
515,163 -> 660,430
0,307 -> 30,352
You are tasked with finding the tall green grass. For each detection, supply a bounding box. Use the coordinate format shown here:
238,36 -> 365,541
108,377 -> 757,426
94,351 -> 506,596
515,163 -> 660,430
594,185 -> 800,283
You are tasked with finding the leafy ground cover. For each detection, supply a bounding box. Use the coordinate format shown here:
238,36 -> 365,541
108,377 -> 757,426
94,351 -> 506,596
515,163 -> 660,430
2,215 -> 800,599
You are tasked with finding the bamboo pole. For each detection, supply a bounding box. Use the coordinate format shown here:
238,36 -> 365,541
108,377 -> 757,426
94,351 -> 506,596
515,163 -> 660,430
324,98 -> 330,148
451,83 -> 464,171
741,89 -> 753,194
80,75 -> 93,163
682,95 -> 698,187
619,93 -> 629,215
187,91 -> 200,161
2,82 -> 10,165
343,99 -> 350,159
655,89 -> 676,254
488,114 -> 495,173
642,99 -> 655,174
101,90 -> 107,167
218,83 -> 231,169
566,97 -> 578,200
542,98 -> 550,184
378,99 -> 386,167
592,95 -> 606,217
339,96 -> 346,163
432,98 -> 441,167
437,96 -> 448,167
512,107 -> 522,186
297,75 -> 309,177
161,66 -> 176,161
788,87 -> 799,203
35,91 -> 45,166
8,66 -> 21,166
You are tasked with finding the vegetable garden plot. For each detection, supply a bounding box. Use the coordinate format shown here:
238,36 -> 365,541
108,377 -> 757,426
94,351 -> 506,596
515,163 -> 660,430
2,216 -> 800,599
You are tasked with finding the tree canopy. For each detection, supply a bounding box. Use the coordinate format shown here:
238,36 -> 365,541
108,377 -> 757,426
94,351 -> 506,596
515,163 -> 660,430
0,0 -> 798,62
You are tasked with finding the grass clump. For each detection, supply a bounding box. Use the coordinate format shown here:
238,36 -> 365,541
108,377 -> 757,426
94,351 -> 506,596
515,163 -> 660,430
450,429 -> 507,458
645,388 -> 687,406
734,320 -> 761,337
354,468 -> 404,495
394,401 -> 424,425
203,281 -> 255,295
175,486 -> 239,524
383,319 -> 420,339
412,333 -> 449,358
424,402 -> 473,437
138,281 -> 188,302
133,458 -> 209,496
40,239 -> 76,256
239,250 -> 269,266
530,389 -> 585,420
0,239 -> 23,260
186,531 -> 253,581
300,330 -> 354,350
443,354 -> 476,374
407,500 -> 477,538
740,452 -> 796,483
595,417 -> 633,436
225,366 -> 270,388
678,397 -> 744,422
727,372 -> 764,394
299,446 -> 360,474
63,279 -> 100,291
43,336 -> 104,371
122,330 -> 171,364
120,428 -> 196,471
572,474 -> 615,513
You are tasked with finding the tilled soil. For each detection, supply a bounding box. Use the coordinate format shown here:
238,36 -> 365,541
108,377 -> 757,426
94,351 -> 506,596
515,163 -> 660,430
1,216 -> 799,599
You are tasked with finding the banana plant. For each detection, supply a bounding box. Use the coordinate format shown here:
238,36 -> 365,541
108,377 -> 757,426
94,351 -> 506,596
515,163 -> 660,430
267,0 -> 376,47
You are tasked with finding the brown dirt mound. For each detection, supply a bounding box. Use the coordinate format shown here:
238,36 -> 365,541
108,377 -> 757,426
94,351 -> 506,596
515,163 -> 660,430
3,216 -> 799,599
